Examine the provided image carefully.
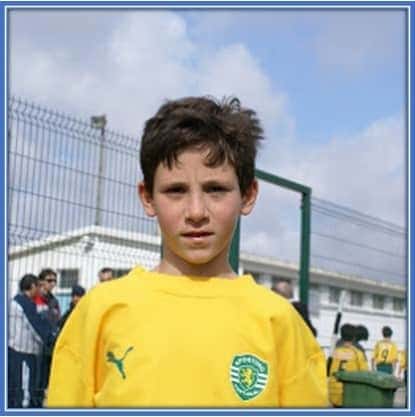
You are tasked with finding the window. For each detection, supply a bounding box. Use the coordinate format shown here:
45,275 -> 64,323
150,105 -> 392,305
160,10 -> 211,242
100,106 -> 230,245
58,269 -> 79,289
328,286 -> 341,304
350,290 -> 363,307
309,284 -> 320,315
372,294 -> 385,310
393,297 -> 405,312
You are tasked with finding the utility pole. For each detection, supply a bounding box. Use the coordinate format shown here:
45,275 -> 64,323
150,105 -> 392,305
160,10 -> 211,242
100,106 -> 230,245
90,115 -> 107,227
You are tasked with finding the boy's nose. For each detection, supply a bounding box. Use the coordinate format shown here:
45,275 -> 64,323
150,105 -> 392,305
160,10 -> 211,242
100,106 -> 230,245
185,194 -> 208,223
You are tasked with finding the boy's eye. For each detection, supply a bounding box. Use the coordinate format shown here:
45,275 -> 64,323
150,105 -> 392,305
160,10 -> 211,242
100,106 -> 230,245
206,185 -> 228,193
165,186 -> 186,194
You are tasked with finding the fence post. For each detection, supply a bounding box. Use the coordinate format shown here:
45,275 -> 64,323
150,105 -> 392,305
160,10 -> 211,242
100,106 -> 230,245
91,115 -> 107,227
229,218 -> 241,273
299,190 -> 311,305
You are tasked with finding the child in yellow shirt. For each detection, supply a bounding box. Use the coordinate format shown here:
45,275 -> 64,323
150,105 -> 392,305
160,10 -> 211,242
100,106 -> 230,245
47,96 -> 328,408
372,326 -> 398,374
329,324 -> 368,407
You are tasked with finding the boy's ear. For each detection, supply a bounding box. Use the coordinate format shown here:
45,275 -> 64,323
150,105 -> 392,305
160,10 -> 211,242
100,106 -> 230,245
138,182 -> 157,217
240,179 -> 258,216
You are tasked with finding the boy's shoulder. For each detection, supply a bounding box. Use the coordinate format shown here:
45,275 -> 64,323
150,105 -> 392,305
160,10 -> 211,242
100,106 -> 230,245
334,344 -> 360,358
83,269 -> 295,317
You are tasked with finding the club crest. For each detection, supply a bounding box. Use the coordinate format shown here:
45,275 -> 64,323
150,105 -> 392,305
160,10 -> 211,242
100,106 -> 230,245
230,353 -> 268,401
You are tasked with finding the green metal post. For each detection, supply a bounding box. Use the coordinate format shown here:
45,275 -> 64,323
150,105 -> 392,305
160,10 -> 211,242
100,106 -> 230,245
229,218 -> 241,273
255,168 -> 312,304
299,191 -> 311,305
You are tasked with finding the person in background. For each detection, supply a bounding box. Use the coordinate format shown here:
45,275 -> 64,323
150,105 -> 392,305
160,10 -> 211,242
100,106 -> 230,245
354,324 -> 369,361
335,323 -> 355,347
98,267 -> 114,283
328,323 -> 368,407
33,273 -> 49,317
272,278 -> 317,336
38,269 -> 61,327
36,269 -> 60,406
57,285 -> 86,332
8,274 -> 53,408
372,326 -> 398,375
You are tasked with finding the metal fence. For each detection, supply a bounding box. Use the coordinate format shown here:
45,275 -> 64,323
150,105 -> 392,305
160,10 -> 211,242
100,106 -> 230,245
8,96 -> 407,294
310,197 -> 406,286
8,97 -> 160,297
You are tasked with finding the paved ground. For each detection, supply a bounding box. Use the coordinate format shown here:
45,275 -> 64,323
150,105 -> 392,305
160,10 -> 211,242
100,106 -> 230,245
394,386 -> 407,408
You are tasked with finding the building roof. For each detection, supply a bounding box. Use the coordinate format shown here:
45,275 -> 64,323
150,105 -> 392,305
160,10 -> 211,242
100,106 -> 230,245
10,226 -> 405,296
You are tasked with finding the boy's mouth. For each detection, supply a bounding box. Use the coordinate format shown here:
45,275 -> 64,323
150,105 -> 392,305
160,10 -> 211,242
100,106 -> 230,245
181,231 -> 213,238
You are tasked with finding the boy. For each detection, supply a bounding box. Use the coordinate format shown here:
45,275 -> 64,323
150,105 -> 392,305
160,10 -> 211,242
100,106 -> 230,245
47,96 -> 328,408
353,324 -> 369,360
372,326 -> 398,374
328,324 -> 368,407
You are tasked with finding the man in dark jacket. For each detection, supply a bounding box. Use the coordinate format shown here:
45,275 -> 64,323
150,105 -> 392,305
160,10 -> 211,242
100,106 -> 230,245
39,269 -> 60,327
36,269 -> 60,406
8,274 -> 53,407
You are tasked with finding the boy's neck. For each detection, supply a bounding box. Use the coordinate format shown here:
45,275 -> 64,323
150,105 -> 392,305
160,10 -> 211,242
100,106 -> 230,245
154,258 -> 237,279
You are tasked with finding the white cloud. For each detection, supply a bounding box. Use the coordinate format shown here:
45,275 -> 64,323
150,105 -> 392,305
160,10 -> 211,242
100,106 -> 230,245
240,112 -> 405,283
10,10 -> 293,139
8,9 -> 406,283
195,43 -> 295,142
313,10 -> 405,73
187,9 -> 405,75
277,113 -> 405,225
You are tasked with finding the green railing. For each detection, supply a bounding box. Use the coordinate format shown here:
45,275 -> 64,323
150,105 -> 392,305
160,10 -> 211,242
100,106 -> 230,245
229,168 -> 312,305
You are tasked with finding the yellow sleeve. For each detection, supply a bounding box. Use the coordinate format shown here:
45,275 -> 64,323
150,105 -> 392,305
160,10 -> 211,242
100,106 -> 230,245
273,305 -> 328,408
47,292 -> 99,407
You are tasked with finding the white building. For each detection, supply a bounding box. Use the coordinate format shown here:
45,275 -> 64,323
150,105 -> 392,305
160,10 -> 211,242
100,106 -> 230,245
9,226 -> 407,355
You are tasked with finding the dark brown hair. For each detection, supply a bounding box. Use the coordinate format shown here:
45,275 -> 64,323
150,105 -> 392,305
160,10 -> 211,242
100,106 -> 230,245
382,326 -> 393,338
140,96 -> 263,195
19,274 -> 38,292
39,268 -> 57,281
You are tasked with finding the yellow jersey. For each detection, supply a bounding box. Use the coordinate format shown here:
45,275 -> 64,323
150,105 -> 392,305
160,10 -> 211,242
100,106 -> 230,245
328,344 -> 368,406
372,339 -> 398,365
47,268 -> 328,408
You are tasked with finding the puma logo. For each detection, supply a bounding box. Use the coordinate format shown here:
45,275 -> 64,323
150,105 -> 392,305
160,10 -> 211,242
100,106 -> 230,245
106,346 -> 134,379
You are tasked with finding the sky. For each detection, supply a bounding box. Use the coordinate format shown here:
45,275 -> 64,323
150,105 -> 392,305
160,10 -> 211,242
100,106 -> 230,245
7,5 -> 407,283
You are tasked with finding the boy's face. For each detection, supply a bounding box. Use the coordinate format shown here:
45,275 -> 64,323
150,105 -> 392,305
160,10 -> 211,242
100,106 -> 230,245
28,283 -> 38,299
99,271 -> 113,282
37,279 -> 47,295
44,273 -> 57,292
139,148 -> 258,275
